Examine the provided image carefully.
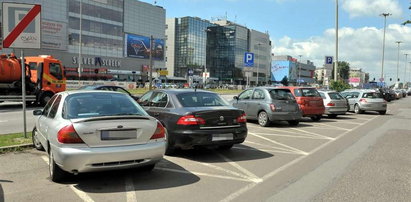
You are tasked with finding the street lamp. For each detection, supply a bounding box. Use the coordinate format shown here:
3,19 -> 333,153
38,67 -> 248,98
380,13 -> 391,82
256,43 -> 262,86
204,28 -> 212,87
404,53 -> 409,83
335,0 -> 339,82
298,55 -> 302,86
395,41 -> 402,82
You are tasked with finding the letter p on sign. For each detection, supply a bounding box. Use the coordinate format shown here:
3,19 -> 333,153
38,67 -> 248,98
244,52 -> 254,67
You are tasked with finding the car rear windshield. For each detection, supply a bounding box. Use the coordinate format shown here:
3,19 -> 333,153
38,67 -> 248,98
269,89 -> 295,100
63,92 -> 147,119
362,92 -> 383,99
176,92 -> 228,107
294,88 -> 320,97
328,92 -> 344,100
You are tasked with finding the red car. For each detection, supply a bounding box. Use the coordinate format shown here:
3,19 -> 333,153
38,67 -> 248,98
278,87 -> 325,121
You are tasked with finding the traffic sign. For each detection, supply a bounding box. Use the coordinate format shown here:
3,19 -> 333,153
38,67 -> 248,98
325,56 -> 333,65
2,3 -> 41,48
244,52 -> 254,67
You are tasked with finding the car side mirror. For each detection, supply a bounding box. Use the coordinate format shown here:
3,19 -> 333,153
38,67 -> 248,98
33,109 -> 43,116
233,96 -> 239,100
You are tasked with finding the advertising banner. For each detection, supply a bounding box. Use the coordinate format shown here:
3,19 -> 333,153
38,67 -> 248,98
271,61 -> 291,82
41,20 -> 67,50
349,77 -> 361,83
125,33 -> 164,60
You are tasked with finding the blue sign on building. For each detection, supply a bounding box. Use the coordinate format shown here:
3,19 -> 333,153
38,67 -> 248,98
325,56 -> 333,64
244,52 -> 254,67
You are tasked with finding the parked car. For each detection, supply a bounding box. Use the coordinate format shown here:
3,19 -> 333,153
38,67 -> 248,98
394,90 -> 403,99
407,88 -> 411,96
78,85 -> 139,101
340,89 -> 387,114
32,91 -> 166,182
400,89 -> 407,98
279,87 -> 325,121
318,90 -> 348,118
232,87 -> 302,127
377,88 -> 395,102
137,89 -> 247,154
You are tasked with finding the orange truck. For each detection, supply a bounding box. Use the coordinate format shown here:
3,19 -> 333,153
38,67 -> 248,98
0,54 -> 66,105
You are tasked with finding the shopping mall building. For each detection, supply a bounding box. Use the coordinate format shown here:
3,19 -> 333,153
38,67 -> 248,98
0,0 -> 165,82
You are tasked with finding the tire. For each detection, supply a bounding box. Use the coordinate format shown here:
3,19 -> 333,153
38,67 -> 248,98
379,111 -> 386,115
32,127 -> 44,151
354,104 -> 363,114
311,115 -> 322,122
40,93 -> 52,106
218,144 -> 234,150
258,111 -> 270,127
49,150 -> 68,182
165,137 -> 176,156
328,114 -> 338,118
288,120 -> 300,126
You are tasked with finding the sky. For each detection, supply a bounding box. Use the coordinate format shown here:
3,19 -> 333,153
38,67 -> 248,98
141,0 -> 411,84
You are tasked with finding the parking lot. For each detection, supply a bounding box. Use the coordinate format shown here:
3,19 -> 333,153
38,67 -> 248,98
0,107 -> 387,202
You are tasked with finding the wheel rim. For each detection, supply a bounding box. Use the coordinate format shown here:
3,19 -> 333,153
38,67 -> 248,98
259,112 -> 267,125
33,130 -> 41,148
354,105 -> 359,113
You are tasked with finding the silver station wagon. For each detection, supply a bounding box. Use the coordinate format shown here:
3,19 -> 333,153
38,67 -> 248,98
340,89 -> 387,115
32,91 -> 166,182
232,87 -> 302,127
318,90 -> 348,118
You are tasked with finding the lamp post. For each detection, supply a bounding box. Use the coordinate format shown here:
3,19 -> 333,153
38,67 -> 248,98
78,0 -> 83,84
335,0 -> 339,82
298,55 -> 302,86
395,41 -> 402,82
256,43 -> 262,86
149,35 -> 154,90
204,28 -> 212,87
380,13 -> 391,81
404,53 -> 409,83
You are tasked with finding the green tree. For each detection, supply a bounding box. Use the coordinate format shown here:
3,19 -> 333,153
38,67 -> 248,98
280,76 -> 289,86
402,3 -> 411,25
332,61 -> 350,80
330,80 -> 351,92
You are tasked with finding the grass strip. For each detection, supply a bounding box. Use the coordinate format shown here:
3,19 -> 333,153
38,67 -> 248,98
0,132 -> 32,147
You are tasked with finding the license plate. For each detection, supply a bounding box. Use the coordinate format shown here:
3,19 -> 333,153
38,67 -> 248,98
212,133 -> 233,141
101,130 -> 136,140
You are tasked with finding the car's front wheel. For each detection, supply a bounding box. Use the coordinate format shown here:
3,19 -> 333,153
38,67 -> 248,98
49,150 -> 68,182
354,104 -> 363,114
258,111 -> 270,127
32,127 -> 44,151
311,115 -> 322,122
379,110 -> 386,115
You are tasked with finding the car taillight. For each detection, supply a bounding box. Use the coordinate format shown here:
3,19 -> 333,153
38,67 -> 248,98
150,122 -> 166,140
57,124 -> 84,144
236,113 -> 247,123
359,98 -> 367,103
327,103 -> 335,106
177,115 -> 206,125
270,104 -> 276,112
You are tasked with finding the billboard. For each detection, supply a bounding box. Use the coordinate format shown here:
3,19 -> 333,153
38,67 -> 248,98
125,33 -> 164,60
271,61 -> 291,82
41,20 -> 67,50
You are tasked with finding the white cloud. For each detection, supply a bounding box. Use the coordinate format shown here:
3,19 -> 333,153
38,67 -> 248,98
342,0 -> 403,18
272,24 -> 411,82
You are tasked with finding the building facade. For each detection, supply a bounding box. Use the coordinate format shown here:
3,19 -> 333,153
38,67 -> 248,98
1,0 -> 165,81
272,55 -> 316,85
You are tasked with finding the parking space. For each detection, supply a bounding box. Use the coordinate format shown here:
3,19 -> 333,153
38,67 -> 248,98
0,112 -> 381,202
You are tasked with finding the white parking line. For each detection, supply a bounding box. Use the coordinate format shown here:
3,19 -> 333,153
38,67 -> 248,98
221,115 -> 378,202
288,127 -> 335,140
216,152 -> 263,183
247,125 -> 333,140
245,140 -> 306,155
250,133 -> 309,155
0,120 -> 8,123
155,167 -> 251,182
233,146 -> 304,155
313,123 -> 350,131
125,177 -> 137,202
252,132 -> 333,140
199,162 -> 257,182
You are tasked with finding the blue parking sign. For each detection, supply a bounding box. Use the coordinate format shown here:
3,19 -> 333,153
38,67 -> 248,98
244,52 -> 254,67
325,56 -> 333,64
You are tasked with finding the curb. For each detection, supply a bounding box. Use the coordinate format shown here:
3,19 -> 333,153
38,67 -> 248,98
0,143 -> 34,153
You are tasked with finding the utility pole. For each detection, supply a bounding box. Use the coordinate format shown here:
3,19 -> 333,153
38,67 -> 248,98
335,0 -> 339,81
380,13 -> 391,82
405,54 -> 409,83
395,41 -> 402,82
256,43 -> 261,86
149,35 -> 154,90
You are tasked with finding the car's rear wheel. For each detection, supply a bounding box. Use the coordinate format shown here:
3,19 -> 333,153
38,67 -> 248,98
328,114 -> 338,118
49,150 -> 68,182
379,110 -> 386,115
354,104 -> 363,114
311,115 -> 322,122
218,144 -> 234,150
258,111 -> 270,127
32,127 -> 44,151
288,120 -> 300,126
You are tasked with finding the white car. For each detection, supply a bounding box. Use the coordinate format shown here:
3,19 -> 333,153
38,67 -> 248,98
32,90 -> 166,182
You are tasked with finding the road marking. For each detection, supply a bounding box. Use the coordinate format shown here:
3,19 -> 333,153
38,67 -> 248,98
125,177 -> 137,202
250,133 -> 309,155
246,140 -> 299,153
314,123 -> 350,131
221,115 -> 378,202
0,120 -> 8,123
288,127 -> 335,140
215,152 -> 262,183
155,167 -> 251,182
251,132 -> 333,140
40,155 -> 95,202
233,146 -> 304,155
199,162 -> 257,182
248,124 -> 334,140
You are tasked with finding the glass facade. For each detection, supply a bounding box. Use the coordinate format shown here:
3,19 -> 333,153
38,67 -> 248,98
175,17 -> 215,77
68,0 -> 124,57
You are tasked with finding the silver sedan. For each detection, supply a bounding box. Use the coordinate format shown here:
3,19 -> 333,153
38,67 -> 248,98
32,90 -> 166,182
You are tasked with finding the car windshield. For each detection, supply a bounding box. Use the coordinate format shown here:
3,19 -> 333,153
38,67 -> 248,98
328,92 -> 344,100
63,92 -> 147,119
362,92 -> 383,99
294,88 -> 320,97
177,92 -> 229,107
269,89 -> 295,100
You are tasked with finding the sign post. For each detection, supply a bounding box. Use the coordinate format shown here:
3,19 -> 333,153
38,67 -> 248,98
2,3 -> 41,138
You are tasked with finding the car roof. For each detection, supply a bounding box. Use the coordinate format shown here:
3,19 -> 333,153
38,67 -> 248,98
62,90 -> 125,96
150,88 -> 216,95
